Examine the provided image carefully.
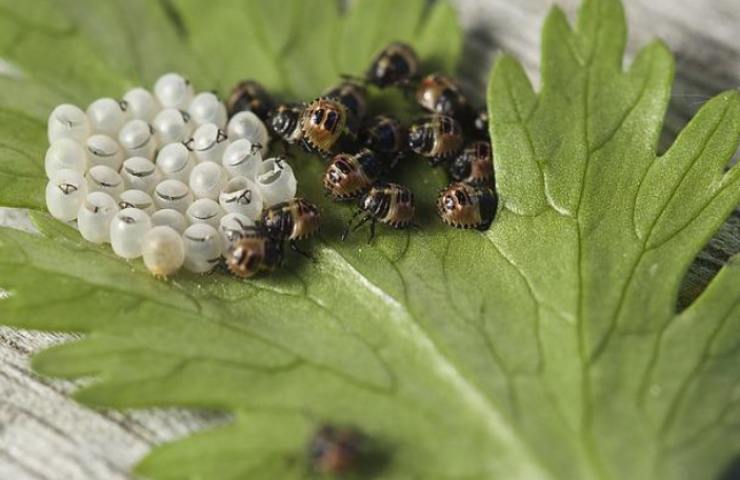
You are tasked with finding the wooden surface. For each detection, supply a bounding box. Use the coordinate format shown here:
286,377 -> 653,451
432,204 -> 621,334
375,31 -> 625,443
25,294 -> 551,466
1,1 -> 738,478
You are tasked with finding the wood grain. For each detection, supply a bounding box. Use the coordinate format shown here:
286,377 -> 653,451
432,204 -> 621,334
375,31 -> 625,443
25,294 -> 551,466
1,1 -> 738,478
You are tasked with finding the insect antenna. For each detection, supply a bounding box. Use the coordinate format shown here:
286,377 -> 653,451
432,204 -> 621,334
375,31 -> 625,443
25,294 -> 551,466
396,81 -> 417,101
340,73 -> 367,85
352,215 -> 372,239
341,210 -> 363,241
367,218 -> 377,243
290,240 -> 315,262
395,75 -> 419,92
212,256 -> 231,275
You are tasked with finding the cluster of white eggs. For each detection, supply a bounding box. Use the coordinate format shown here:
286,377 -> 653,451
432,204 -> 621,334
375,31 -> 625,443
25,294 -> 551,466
44,73 -> 298,277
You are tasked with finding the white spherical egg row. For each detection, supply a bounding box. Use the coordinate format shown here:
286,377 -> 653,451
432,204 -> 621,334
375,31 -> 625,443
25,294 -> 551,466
44,73 -> 300,278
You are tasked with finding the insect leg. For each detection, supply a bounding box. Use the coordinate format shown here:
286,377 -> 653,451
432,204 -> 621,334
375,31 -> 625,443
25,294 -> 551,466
341,210 -> 363,241
367,219 -> 377,243
290,240 -> 314,261
388,151 -> 404,170
340,73 -> 366,84
277,143 -> 296,160
352,215 -> 372,232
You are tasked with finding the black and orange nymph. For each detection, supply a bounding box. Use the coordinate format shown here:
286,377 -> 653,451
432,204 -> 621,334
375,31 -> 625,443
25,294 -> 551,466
260,198 -> 321,256
408,113 -> 464,166
449,141 -> 494,187
358,115 -> 406,166
322,81 -> 368,122
343,182 -> 416,242
300,97 -> 356,156
472,109 -> 489,139
415,74 -> 472,119
226,226 -> 283,278
308,425 -> 364,475
226,79 -> 276,121
270,103 -> 304,145
364,42 -> 420,88
323,149 -> 385,201
437,182 -> 497,231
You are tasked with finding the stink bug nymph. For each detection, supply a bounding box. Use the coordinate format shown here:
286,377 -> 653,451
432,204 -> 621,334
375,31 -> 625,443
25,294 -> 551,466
364,42 -> 419,88
358,115 -> 406,166
415,74 -> 473,120
473,109 -> 489,139
323,149 -> 385,201
322,81 -> 368,122
343,182 -> 416,242
437,182 -> 498,231
226,79 -> 276,121
308,425 -> 363,475
408,114 -> 464,166
226,226 -> 283,278
260,198 -> 321,256
449,141 -> 494,187
300,97 -> 354,156
270,103 -> 304,145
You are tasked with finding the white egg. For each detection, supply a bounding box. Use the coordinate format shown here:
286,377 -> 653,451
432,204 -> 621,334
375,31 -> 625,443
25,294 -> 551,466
86,165 -> 124,199
85,134 -> 124,170
44,138 -> 86,178
190,123 -> 229,163
151,208 -> 188,234
121,157 -> 162,193
218,176 -> 263,220
188,92 -> 227,128
153,179 -> 193,213
182,223 -> 223,273
154,73 -> 194,110
118,189 -> 155,214
122,87 -> 160,122
77,191 -> 119,244
110,207 -> 151,259
47,104 -> 90,144
218,212 -> 255,250
186,198 -> 224,228
255,157 -> 297,207
221,138 -> 262,179
156,142 -> 196,182
87,97 -> 128,136
227,111 -> 269,156
45,169 -> 87,221
141,226 -> 185,277
153,107 -> 192,144
189,161 -> 227,200
118,119 -> 158,160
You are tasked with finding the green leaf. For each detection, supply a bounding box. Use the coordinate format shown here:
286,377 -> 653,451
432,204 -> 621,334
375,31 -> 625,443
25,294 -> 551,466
0,0 -> 739,479
0,108 -> 46,208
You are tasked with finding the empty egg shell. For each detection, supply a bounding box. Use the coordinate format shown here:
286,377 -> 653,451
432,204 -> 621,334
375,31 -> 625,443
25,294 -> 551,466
218,176 -> 263,220
255,157 -> 297,207
221,138 -> 262,179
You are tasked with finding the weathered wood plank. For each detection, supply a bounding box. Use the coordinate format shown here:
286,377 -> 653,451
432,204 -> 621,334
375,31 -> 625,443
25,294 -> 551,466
0,326 -> 226,480
1,1 -> 738,478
